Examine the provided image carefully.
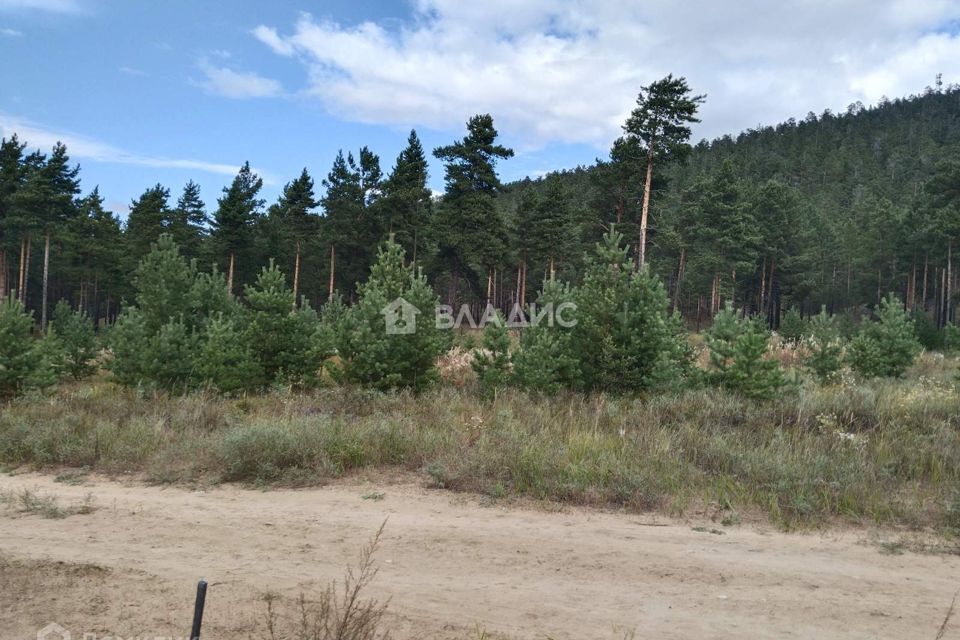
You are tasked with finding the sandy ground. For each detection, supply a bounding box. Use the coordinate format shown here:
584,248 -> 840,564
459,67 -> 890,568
1,473 -> 958,640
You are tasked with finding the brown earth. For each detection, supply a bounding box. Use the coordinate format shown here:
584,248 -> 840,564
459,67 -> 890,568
1,472 -> 958,640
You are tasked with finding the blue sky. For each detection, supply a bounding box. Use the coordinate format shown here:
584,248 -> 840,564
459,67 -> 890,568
1,0 -> 959,218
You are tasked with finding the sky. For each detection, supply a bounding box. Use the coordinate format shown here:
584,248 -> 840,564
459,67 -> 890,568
1,0 -> 958,218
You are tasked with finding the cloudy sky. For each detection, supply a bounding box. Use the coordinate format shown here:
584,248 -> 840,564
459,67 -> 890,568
1,0 -> 958,215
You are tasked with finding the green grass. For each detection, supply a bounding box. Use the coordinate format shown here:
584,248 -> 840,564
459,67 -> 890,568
1,355 -> 959,532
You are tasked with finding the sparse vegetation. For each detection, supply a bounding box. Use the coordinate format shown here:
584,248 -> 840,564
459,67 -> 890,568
0,487 -> 96,519
1,352 -> 958,532
260,522 -> 390,640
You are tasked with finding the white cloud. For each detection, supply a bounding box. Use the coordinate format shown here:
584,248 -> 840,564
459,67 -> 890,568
0,0 -> 81,12
0,26 -> 22,36
0,113 -> 276,184
194,58 -> 282,99
118,65 -> 146,76
253,0 -> 960,148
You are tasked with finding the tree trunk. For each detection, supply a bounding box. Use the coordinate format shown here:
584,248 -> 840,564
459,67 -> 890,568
672,247 -> 685,313
520,256 -> 527,310
292,240 -> 301,310
485,269 -> 492,305
909,259 -> 916,309
948,240 -> 953,325
328,245 -> 336,302
768,258 -> 777,327
696,294 -> 703,332
876,268 -> 882,307
41,232 -> 50,331
17,234 -> 28,303
549,255 -> 555,282
941,267 -> 948,328
21,234 -> 30,305
0,248 -> 6,301
637,146 -> 655,270
731,268 -> 737,313
227,252 -> 235,297
515,262 -> 522,305
759,255 -> 767,317
922,253 -> 929,311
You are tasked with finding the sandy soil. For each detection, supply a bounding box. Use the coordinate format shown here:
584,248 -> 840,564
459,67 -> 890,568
1,472 -> 958,640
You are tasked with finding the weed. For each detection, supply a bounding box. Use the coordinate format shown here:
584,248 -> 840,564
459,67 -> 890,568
260,521 -> 389,640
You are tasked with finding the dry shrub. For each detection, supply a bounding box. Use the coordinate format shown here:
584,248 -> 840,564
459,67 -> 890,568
436,347 -> 478,388
261,521 -> 389,640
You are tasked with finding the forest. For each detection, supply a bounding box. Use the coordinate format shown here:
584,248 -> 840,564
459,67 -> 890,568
2,78 -> 960,336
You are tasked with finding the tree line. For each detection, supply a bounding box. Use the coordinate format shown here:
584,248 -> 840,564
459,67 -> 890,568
2,76 -> 960,334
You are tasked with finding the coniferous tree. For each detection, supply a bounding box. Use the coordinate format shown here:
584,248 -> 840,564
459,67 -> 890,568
623,75 -> 705,269
125,184 -> 172,261
705,305 -> 785,399
338,238 -> 446,390
847,294 -> 920,378
381,130 -> 432,262
322,151 -> 366,298
433,114 -> 514,304
471,311 -> 511,397
0,135 -> 27,301
265,168 -> 318,304
70,188 -> 124,322
212,162 -> 264,295
49,299 -> 97,379
804,307 -> 844,383
169,181 -> 208,261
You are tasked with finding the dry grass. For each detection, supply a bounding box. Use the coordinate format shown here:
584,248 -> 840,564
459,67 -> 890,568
1,356 -> 960,532
260,521 -> 390,640
0,487 -> 96,519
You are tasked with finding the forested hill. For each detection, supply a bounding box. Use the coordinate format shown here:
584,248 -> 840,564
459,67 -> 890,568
501,86 -> 960,324
2,85 -> 960,332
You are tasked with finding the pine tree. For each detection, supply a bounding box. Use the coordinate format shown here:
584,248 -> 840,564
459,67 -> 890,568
623,75 -> 705,269
266,168 -> 318,304
472,311 -> 511,397
847,294 -> 920,378
242,261 -> 319,385
195,313 -> 261,394
527,180 -> 574,281
338,238 -> 446,390
125,184 -> 172,266
0,135 -> 27,302
705,305 -> 785,399
169,181 -> 207,261
511,279 -> 580,394
381,130 -> 432,261
132,234 -> 197,332
49,299 -> 97,379
570,228 -> 685,392
12,143 -> 80,329
212,162 -> 264,295
804,307 -> 844,383
0,295 -> 40,398
322,151 -> 367,297
433,114 -> 513,304
70,189 -> 124,323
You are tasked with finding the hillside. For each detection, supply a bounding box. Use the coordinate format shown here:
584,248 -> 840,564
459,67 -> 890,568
502,86 -> 960,324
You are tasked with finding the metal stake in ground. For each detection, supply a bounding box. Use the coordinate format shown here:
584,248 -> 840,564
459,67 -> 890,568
190,579 -> 208,640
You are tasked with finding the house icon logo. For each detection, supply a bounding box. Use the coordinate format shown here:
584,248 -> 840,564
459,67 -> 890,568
37,622 -> 70,640
381,297 -> 420,335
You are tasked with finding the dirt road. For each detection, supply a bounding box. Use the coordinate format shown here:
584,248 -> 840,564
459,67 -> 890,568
1,473 -> 957,639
